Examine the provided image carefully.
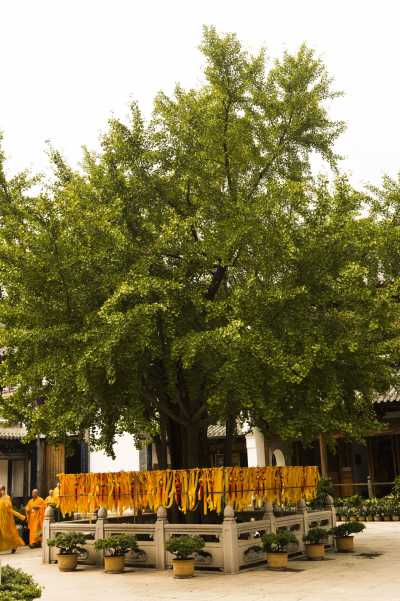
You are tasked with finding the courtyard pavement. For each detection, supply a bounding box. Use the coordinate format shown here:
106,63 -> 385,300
2,522 -> 399,601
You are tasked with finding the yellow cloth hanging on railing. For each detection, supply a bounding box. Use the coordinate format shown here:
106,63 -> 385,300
57,465 -> 319,516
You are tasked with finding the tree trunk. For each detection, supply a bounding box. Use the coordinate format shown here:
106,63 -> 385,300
224,414 -> 236,467
166,418 -> 183,468
154,434 -> 167,469
165,418 -> 209,469
184,423 -> 201,469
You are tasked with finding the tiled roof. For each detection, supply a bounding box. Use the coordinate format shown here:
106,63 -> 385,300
0,423 -> 27,439
207,422 -> 247,438
375,388 -> 400,404
207,424 -> 227,438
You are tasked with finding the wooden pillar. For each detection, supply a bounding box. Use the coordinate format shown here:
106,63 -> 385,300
23,458 -> 29,498
391,435 -> 397,477
367,437 -> 375,494
36,437 -> 46,496
319,435 -> 328,478
395,434 -> 400,476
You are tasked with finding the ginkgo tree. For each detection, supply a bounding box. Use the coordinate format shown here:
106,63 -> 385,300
0,27 -> 398,469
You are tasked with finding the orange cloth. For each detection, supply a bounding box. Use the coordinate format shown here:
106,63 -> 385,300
52,485 -> 60,507
0,495 -> 25,551
26,496 -> 45,545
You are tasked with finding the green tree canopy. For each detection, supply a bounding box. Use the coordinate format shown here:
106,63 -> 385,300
0,27 -> 398,468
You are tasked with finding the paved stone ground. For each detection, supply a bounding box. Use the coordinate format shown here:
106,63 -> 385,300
2,522 -> 399,601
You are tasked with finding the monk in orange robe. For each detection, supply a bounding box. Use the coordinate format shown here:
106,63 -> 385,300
0,487 -> 25,552
45,489 -> 55,507
26,489 -> 45,547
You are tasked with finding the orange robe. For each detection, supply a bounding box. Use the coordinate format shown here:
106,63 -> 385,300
52,486 -> 60,508
0,496 -> 25,551
26,497 -> 45,545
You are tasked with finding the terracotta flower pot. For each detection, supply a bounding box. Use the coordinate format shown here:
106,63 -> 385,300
373,515 -> 381,521
104,556 -> 125,574
305,543 -> 325,560
384,516 -> 391,521
57,554 -> 78,572
392,515 -> 399,521
172,558 -> 195,579
266,552 -> 288,569
336,536 -> 354,553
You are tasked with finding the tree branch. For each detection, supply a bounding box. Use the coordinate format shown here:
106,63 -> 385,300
246,109 -> 295,201
205,263 -> 227,300
222,99 -> 235,199
192,403 -> 208,423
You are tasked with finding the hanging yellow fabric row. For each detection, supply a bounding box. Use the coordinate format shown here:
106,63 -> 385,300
56,465 -> 319,516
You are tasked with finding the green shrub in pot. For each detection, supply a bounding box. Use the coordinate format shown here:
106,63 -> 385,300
303,527 -> 329,545
94,533 -> 138,557
166,535 -> 205,560
303,527 -> 329,560
166,535 -> 205,578
392,476 -> 400,499
262,530 -> 297,569
47,532 -> 88,555
94,534 -> 138,573
331,521 -> 366,538
47,532 -> 88,572
330,521 -> 365,552
262,530 -> 297,553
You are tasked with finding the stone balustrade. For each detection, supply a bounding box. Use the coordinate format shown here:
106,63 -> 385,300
43,497 -> 336,574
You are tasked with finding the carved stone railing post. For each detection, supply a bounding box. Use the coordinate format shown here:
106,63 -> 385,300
95,507 -> 108,566
222,505 -> 240,574
263,501 -> 276,533
154,506 -> 168,570
42,505 -> 56,564
325,494 -> 336,528
297,498 -> 308,548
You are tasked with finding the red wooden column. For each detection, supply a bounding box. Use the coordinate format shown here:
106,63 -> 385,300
319,435 -> 328,478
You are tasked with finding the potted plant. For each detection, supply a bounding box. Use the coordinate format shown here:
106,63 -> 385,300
303,527 -> 329,560
166,535 -> 205,579
345,507 -> 358,522
0,565 -> 42,600
335,507 -> 344,522
47,532 -> 88,572
383,503 -> 392,521
330,521 -> 365,553
94,534 -> 138,573
261,530 -> 298,569
392,502 -> 400,521
373,503 -> 383,521
364,500 -> 376,521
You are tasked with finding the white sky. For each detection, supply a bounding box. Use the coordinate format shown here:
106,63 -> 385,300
1,0 -> 399,187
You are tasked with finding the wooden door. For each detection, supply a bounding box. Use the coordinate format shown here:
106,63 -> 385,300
44,443 -> 65,494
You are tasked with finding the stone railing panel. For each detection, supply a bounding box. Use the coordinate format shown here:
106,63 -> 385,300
165,523 -> 224,570
104,523 -> 157,568
43,503 -> 335,573
48,521 -> 97,565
